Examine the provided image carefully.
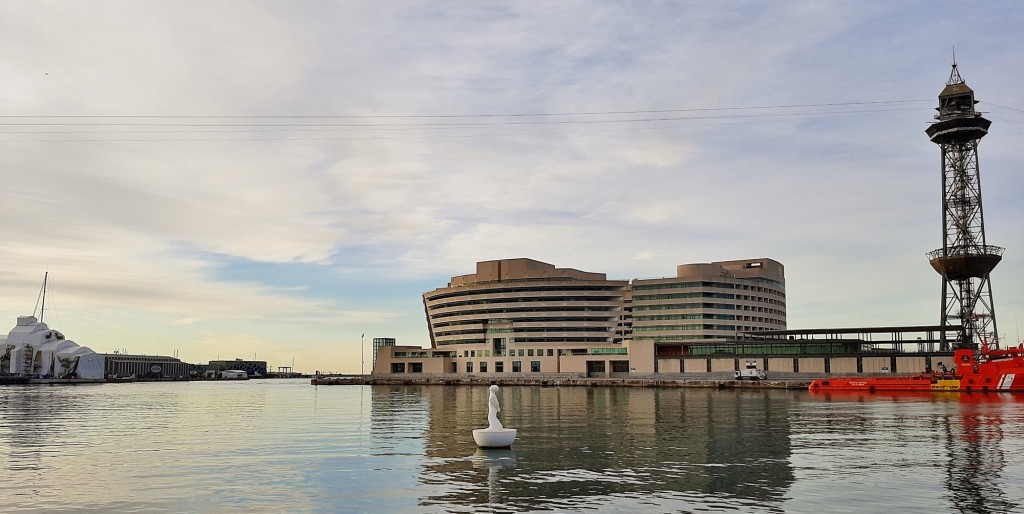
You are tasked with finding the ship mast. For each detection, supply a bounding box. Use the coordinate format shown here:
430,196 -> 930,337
34,272 -> 49,323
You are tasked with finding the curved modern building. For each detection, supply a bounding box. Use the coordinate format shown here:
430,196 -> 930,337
376,257 -> 786,377
632,258 -> 786,346
631,259 -> 786,373
424,258 -> 629,347
1,316 -> 105,380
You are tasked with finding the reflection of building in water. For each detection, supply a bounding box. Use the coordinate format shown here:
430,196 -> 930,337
404,385 -> 795,510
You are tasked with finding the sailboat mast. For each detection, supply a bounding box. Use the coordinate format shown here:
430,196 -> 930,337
40,272 -> 48,323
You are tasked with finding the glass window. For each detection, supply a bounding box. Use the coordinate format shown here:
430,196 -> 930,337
495,361 -> 503,372
466,362 -> 473,373
485,350 -> 490,357
547,348 -> 554,357
470,350 -> 475,357
480,361 -> 488,373
528,349 -> 534,357
512,361 -> 521,372
531,361 -> 541,372
518,349 -> 525,357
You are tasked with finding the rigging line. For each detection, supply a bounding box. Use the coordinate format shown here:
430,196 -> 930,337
0,111 -> 919,134
0,107 -> 929,128
0,99 -> 933,119
0,110 -> 924,142
987,116 -> 1024,128
979,101 -> 1024,114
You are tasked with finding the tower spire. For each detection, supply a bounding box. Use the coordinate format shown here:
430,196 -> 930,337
947,48 -> 964,86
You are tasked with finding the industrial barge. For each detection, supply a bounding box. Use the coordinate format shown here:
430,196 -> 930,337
810,343 -> 1024,393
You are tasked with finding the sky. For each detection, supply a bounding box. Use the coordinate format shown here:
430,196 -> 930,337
2,1 -> 1023,374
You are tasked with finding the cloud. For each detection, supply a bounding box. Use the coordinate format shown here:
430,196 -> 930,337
2,1 -> 1024,372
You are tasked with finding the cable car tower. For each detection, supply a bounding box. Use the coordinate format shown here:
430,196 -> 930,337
925,59 -> 1002,350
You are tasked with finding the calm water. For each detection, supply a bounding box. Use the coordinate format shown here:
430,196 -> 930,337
1,380 -> 1023,513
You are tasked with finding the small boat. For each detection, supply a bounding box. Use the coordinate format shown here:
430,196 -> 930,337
809,342 -> 1024,393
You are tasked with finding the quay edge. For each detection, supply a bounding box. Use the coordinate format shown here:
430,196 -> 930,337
311,375 -> 810,389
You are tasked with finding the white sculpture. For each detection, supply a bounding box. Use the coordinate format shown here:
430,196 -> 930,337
472,384 -> 517,448
487,384 -> 503,429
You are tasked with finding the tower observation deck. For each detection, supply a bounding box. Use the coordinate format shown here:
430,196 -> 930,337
925,61 -> 1002,350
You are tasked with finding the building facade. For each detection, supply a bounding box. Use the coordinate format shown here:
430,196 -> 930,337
404,258 -> 634,376
632,258 -> 786,356
103,353 -> 191,379
375,257 -> 786,377
205,359 -> 268,378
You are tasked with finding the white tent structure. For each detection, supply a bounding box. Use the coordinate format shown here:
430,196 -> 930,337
1,316 -> 105,380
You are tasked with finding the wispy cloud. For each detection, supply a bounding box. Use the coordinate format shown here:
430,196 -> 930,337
3,1 -> 1024,371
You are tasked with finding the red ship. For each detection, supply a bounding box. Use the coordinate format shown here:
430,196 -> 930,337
809,342 -> 1024,393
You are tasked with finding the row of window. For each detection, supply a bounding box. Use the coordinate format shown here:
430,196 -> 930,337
633,281 -> 784,297
427,284 -> 627,302
633,324 -> 739,332
633,302 -> 736,311
633,314 -> 737,321
632,281 -> 737,291
636,335 -> 737,341
430,307 -> 621,320
428,295 -> 623,311
633,292 -> 737,301
436,336 -> 615,345
464,361 -> 543,373
463,348 -> 557,358
432,327 -> 614,339
735,295 -> 785,307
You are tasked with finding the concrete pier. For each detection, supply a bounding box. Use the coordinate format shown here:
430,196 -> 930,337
312,374 -> 811,389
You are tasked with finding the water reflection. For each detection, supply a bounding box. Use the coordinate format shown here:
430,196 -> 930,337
798,392 -> 1024,514
941,395 -> 1020,514
395,385 -> 797,512
472,448 -> 518,505
3,382 -> 1023,513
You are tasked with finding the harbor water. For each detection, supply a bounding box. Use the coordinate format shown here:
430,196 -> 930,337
2,380 -> 1023,513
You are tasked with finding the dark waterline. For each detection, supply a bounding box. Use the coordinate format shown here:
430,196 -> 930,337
1,380 -> 1022,513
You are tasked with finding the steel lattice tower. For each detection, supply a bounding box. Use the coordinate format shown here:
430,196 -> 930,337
925,61 -> 1002,350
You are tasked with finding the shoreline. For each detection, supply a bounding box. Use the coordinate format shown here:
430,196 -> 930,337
311,375 -> 811,389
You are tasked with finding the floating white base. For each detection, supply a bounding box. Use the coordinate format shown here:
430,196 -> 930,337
473,428 -> 517,448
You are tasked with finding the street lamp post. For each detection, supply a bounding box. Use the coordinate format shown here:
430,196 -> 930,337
361,333 -> 365,375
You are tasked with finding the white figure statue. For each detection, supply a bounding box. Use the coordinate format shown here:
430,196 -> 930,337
473,383 -> 516,447
487,384 -> 503,430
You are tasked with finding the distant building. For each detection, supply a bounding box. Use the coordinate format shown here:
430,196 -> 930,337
633,258 -> 786,354
103,353 -> 191,379
1,316 -> 105,379
375,257 -> 787,377
206,359 -> 267,378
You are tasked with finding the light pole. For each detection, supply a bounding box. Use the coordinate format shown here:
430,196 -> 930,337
361,333 -> 365,375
